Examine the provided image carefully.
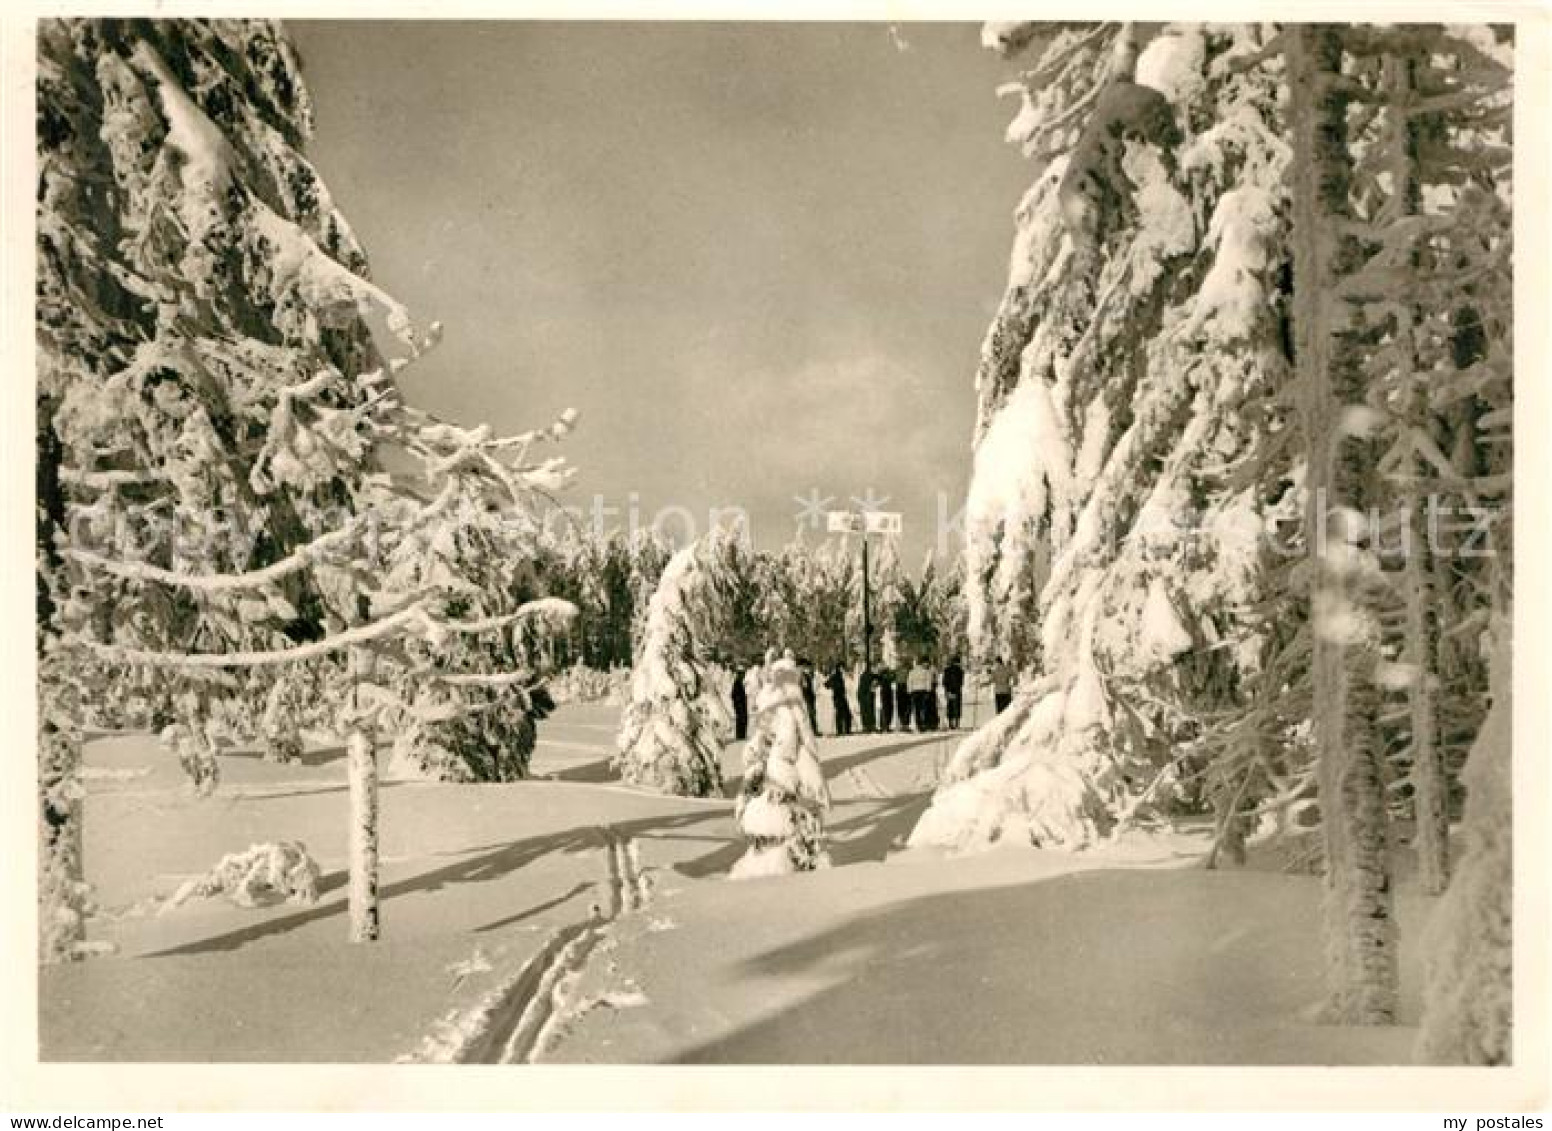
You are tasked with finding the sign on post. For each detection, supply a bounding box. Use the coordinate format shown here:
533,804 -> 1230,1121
821,506 -> 904,671
828,510 -> 902,535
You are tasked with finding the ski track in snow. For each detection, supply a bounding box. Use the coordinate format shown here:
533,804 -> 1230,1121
845,762 -> 892,801
406,824 -> 653,1064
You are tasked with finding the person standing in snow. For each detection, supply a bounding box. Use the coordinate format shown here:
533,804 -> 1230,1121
857,664 -> 877,734
894,668 -> 912,733
924,663 -> 941,730
942,657 -> 965,730
731,665 -> 749,741
825,661 -> 853,736
990,656 -> 1016,715
875,662 -> 895,732
798,656 -> 820,735
908,657 -> 935,732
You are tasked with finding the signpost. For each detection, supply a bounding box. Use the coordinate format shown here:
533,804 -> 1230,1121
827,507 -> 902,670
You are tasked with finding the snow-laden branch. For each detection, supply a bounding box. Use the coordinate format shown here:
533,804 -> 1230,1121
386,406 -> 579,503
1014,22 -> 1111,77
58,467 -> 161,489
442,597 -> 578,636
74,596 -> 578,669
66,479 -> 459,592
436,671 -> 534,688
76,602 -> 428,668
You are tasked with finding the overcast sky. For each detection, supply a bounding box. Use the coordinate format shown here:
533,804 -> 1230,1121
289,21 -> 1032,562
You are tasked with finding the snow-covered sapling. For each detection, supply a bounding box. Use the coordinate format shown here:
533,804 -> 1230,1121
731,656 -> 831,879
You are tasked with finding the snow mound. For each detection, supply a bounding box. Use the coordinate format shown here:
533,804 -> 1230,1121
729,845 -> 798,881
909,745 -> 1110,853
1415,617 -> 1512,1064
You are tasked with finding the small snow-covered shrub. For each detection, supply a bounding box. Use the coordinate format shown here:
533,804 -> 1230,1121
731,657 -> 831,879
166,841 -> 322,910
159,689 -> 222,797
549,664 -> 630,705
258,664 -> 324,763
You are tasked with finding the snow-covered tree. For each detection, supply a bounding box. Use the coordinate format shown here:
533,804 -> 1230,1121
912,23 -> 1298,852
1338,26 -> 1513,897
258,663 -> 317,764
1286,23 -> 1400,1024
768,535 -> 858,665
377,486 -> 576,782
37,18 -> 576,947
717,526 -> 779,664
1283,22 -> 1511,1026
914,19 -> 1512,1034
867,535 -> 905,651
892,550 -> 967,661
36,651 -> 92,961
614,531 -> 745,796
37,16 -> 353,957
613,529 -> 961,796
627,528 -> 674,657
730,655 -> 831,878
537,525 -> 663,671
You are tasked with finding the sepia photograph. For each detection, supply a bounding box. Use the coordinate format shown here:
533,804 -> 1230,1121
6,4 -> 1547,1115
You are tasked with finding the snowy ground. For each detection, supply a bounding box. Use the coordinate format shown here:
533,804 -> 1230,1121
41,691 -> 1429,1064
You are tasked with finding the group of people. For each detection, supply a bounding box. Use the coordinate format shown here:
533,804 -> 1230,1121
730,653 -> 1021,741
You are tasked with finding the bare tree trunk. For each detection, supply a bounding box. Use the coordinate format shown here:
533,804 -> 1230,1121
1287,24 -> 1399,1024
1381,52 -> 1450,896
1406,506 -> 1448,895
346,645 -> 380,943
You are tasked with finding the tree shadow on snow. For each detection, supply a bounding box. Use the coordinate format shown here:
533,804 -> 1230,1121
473,880 -> 598,933
664,868 -> 1426,1066
672,776 -> 936,879
545,757 -> 616,784
232,781 -> 413,803
824,793 -> 934,867
818,734 -> 944,779
144,734 -> 955,955
143,809 -> 728,958
218,744 -> 349,768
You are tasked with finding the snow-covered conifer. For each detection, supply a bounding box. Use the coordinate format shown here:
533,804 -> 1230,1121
1338,27 -> 1513,896
614,533 -> 741,795
730,655 -> 831,878
769,535 -> 858,665
913,23 -> 1297,851
37,18 -> 578,944
258,664 -> 314,763
627,528 -> 674,656
892,550 -> 967,660
37,652 -> 90,963
1286,24 -> 1399,1024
